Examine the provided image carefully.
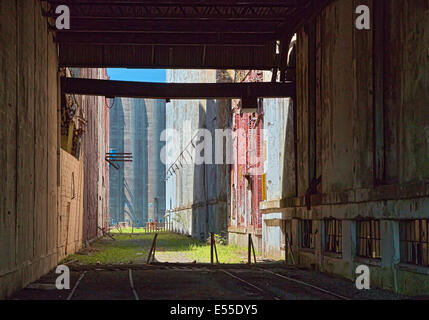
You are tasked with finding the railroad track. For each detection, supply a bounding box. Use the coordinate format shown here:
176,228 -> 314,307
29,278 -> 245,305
219,267 -> 351,300
220,269 -> 281,300
66,263 -> 351,300
257,268 -> 351,300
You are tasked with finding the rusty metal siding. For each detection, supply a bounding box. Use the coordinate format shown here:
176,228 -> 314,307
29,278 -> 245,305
229,71 -> 264,234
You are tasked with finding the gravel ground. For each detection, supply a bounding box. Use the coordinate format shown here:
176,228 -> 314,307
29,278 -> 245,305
10,263 -> 413,300
266,265 -> 407,300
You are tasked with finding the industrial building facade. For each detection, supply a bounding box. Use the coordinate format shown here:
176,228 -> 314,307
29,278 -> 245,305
1,0 -> 428,299
224,0 -> 429,296
151,0 -> 428,295
228,70 -> 265,251
165,70 -> 230,241
59,67 -> 110,256
259,0 -> 429,296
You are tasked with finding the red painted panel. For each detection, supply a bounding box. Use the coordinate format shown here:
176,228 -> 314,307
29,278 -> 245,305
229,70 -> 264,230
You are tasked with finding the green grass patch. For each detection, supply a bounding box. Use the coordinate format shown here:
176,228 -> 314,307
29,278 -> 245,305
166,243 -> 255,264
62,232 -> 258,265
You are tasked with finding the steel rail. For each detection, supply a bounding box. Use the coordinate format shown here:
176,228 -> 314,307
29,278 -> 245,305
220,270 -> 280,300
258,268 -> 351,300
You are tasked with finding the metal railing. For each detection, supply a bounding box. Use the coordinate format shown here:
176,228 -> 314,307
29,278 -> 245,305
144,221 -> 172,233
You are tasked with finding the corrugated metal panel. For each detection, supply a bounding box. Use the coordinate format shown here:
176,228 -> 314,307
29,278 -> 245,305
229,71 -> 264,231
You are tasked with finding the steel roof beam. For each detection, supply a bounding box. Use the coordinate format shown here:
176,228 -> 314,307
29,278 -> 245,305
57,18 -> 281,33
55,32 -> 278,46
44,3 -> 307,20
46,0 -> 305,8
58,44 -> 278,69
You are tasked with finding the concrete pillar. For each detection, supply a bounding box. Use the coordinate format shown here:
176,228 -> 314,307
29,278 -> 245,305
342,220 -> 356,278
380,220 -> 400,292
314,219 -> 323,265
381,220 -> 400,268
342,220 -> 356,262
292,218 -> 300,259
262,215 -> 268,256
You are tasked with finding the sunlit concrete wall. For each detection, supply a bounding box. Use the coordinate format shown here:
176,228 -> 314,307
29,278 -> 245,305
109,98 -> 125,224
165,70 -> 230,240
58,66 -> 110,266
109,98 -> 166,227
1,1 -> 58,298
58,150 -> 84,260
143,99 -> 166,223
0,0 -> 108,297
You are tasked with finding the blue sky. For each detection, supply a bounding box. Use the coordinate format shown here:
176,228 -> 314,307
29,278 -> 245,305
107,69 -> 166,83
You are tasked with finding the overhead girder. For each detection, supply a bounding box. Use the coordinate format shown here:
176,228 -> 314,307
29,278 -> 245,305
43,0 -> 334,70
55,32 -> 279,46
46,1 -> 306,20
61,77 -> 296,100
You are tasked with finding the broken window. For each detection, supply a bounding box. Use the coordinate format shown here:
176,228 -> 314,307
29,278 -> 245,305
357,219 -> 381,259
300,219 -> 315,250
400,219 -> 429,267
324,219 -> 342,254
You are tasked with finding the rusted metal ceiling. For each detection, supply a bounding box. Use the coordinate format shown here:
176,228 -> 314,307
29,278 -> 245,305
44,0 -> 332,70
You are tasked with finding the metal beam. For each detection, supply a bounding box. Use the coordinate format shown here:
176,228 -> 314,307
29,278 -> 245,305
58,44 -> 277,69
46,0 -> 304,6
44,2 -> 307,20
55,32 -> 278,46
58,18 -> 281,33
61,78 -> 296,100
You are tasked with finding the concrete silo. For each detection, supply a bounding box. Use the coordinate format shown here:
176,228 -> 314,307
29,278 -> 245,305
109,98 -> 166,227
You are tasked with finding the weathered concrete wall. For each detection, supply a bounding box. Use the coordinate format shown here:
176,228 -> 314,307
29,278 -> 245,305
261,0 -> 429,295
0,2 -> 110,298
384,0 -> 429,183
165,70 -> 230,240
0,1 -> 60,299
97,74 -> 109,237
260,84 -> 295,258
